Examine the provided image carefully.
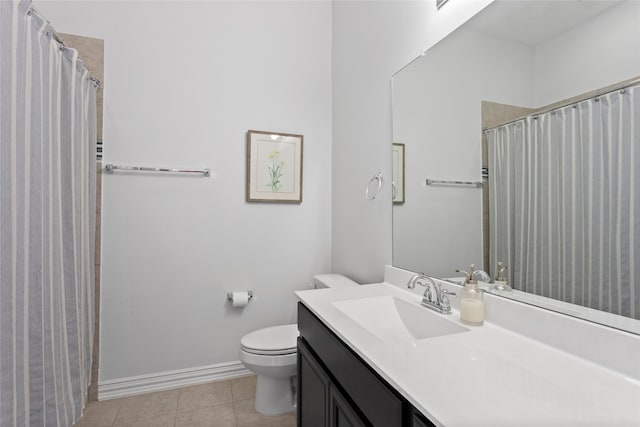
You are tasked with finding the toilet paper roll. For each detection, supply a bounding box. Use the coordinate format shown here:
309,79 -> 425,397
230,291 -> 250,308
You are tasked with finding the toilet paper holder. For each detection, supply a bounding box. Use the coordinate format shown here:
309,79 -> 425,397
227,291 -> 254,301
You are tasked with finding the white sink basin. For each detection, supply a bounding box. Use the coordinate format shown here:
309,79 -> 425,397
332,295 -> 468,341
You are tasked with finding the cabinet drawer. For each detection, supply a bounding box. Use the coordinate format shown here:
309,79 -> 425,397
298,302 -> 403,427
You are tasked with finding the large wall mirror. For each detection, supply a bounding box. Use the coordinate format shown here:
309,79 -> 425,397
392,0 -> 640,334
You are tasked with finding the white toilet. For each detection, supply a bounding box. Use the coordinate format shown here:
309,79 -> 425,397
239,274 -> 358,415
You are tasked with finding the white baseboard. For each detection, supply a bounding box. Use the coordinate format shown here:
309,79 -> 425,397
98,361 -> 252,401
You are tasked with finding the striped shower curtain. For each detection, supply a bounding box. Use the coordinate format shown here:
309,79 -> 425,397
0,1 -> 97,426
487,85 -> 639,320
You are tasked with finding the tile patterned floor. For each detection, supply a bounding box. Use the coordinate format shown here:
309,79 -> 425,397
73,375 -> 296,427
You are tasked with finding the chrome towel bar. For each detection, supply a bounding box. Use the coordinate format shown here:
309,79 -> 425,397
426,179 -> 483,188
105,164 -> 210,177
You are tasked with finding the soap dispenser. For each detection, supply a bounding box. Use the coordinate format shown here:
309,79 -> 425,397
456,264 -> 485,326
493,262 -> 512,292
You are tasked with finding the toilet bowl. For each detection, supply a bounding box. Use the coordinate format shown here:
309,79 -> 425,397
240,324 -> 298,415
239,274 -> 358,415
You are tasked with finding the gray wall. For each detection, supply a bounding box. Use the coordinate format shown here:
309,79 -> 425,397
38,0 -> 333,382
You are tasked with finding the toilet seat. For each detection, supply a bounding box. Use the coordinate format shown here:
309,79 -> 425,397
241,347 -> 296,356
240,324 -> 298,356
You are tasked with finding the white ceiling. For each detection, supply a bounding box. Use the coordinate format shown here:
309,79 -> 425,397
465,0 -> 624,46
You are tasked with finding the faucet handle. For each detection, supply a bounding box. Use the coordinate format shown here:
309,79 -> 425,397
441,289 -> 457,298
441,289 -> 457,303
440,289 -> 456,313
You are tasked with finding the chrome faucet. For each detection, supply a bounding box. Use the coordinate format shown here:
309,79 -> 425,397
407,274 -> 456,314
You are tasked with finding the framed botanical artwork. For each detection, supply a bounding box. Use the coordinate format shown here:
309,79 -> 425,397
246,130 -> 303,203
392,143 -> 405,204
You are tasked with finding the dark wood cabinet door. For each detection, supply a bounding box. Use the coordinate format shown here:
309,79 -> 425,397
412,411 -> 436,427
298,338 -> 330,427
329,384 -> 367,427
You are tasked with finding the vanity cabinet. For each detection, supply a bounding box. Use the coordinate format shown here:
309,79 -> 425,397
297,302 -> 435,427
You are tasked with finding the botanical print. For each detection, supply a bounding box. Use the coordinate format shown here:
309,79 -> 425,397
392,143 -> 405,203
247,130 -> 302,203
392,149 -> 400,198
256,140 -> 295,194
267,150 -> 285,192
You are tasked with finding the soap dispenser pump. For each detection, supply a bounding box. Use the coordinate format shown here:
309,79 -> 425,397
456,264 -> 485,326
493,262 -> 512,292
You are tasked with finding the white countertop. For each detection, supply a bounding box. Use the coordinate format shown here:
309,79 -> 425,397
296,283 -> 640,427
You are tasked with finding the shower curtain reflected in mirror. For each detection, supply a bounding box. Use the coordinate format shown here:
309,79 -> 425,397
488,86 -> 639,320
0,1 -> 97,425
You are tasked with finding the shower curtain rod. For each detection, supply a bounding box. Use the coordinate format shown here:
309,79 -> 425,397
27,3 -> 101,88
483,76 -> 640,132
28,5 -> 64,44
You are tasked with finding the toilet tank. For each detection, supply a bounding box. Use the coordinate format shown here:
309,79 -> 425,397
312,274 -> 359,289
290,274 -> 359,323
